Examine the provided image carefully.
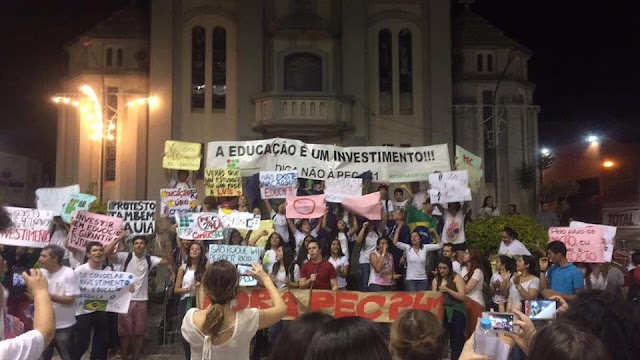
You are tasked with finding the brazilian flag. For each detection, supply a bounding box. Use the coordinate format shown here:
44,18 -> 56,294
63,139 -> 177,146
84,300 -> 108,312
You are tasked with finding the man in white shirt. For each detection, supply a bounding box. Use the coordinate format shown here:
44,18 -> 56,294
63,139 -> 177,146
392,188 -> 408,211
38,245 -> 81,360
108,235 -> 173,360
0,269 -> 55,360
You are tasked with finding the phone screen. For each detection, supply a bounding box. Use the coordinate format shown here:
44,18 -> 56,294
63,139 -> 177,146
485,312 -> 515,333
236,264 -> 257,287
524,300 -> 557,320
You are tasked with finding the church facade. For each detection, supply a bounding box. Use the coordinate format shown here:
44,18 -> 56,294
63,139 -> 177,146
54,0 -> 539,214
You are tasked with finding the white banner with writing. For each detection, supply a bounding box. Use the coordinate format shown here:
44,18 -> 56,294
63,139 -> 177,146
324,178 -> 363,203
75,270 -> 134,315
259,171 -> 298,199
0,207 -> 53,248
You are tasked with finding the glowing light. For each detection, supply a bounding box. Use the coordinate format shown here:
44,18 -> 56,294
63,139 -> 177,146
603,160 -> 614,168
106,134 -> 114,141
62,97 -> 71,104
540,148 -> 550,156
52,97 -> 61,103
80,85 -> 103,141
587,135 -> 598,143
72,101 -> 80,107
137,98 -> 146,105
108,123 -> 115,130
148,96 -> 158,108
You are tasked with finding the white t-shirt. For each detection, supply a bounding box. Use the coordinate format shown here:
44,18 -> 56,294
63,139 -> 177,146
337,232 -> 349,260
380,199 -> 394,217
359,231 -> 379,265
182,308 -> 259,360
395,242 -> 443,280
442,211 -> 466,244
262,249 -> 277,271
293,229 -> 317,255
0,329 -> 45,360
477,207 -> 500,219
114,252 -> 162,301
498,240 -> 531,256
392,200 -> 408,211
590,273 -> 607,291
270,262 -> 300,289
169,179 -> 194,189
41,266 -> 81,329
74,262 -> 113,315
50,227 -> 69,260
180,265 -> 197,300
460,267 -> 485,306
328,255 -> 349,288
270,211 -> 289,243
508,276 -> 540,304
452,260 -> 462,274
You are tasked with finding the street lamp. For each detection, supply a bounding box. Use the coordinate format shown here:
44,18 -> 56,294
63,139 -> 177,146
587,135 -> 599,146
540,148 -> 551,156
602,160 -> 615,168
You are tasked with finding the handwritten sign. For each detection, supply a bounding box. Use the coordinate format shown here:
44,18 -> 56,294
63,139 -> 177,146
61,193 -> 97,223
208,244 -> 261,286
429,170 -> 472,203
200,288 -> 443,323
218,209 -> 260,230
68,211 -> 123,251
75,270 -> 134,315
205,168 -> 243,197
285,195 -> 326,219
35,184 -> 81,215
324,178 -> 363,203
176,212 -> 224,240
0,207 -> 53,248
160,188 -> 198,216
162,140 -> 202,171
569,221 -> 616,262
108,201 -> 156,235
548,227 -> 605,263
341,192 -> 383,221
259,171 -> 298,199
455,145 -> 483,193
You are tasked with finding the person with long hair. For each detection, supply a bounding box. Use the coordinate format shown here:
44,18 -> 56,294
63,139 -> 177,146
174,242 -> 207,359
368,237 -> 397,291
295,235 -> 315,267
477,196 -> 499,220
327,239 -> 349,290
509,255 -> 540,304
181,260 -> 286,359
270,247 -> 299,289
433,258 -> 466,360
356,220 -> 381,292
459,247 -> 485,339
392,230 -> 442,291
389,309 -> 444,360
228,229 -> 245,246
268,312 -> 334,360
498,227 -> 531,256
260,232 -> 284,271
333,218 -> 357,261
489,255 -> 516,308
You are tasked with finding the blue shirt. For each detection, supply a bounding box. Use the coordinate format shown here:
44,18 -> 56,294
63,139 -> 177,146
547,263 -> 584,295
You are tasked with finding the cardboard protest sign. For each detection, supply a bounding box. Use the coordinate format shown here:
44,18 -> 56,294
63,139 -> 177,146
207,139 -> 451,182
200,288 -> 443,323
455,146 -> 483,192
75,270 -> 134,315
324,178 -> 363,203
259,171 -> 298,199
341,192 -> 383,220
428,170 -> 472,203
285,195 -> 326,219
61,193 -> 97,223
108,201 -> 156,235
176,212 -> 224,240
162,140 -> 202,171
548,227 -> 605,263
0,207 -> 53,248
160,188 -> 198,216
218,209 -> 260,230
68,211 -> 123,251
569,221 -> 616,262
204,168 -> 243,197
35,184 -> 81,215
208,244 -> 261,286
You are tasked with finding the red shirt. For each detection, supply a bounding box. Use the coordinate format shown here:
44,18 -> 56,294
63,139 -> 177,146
301,259 -> 337,290
625,267 -> 640,287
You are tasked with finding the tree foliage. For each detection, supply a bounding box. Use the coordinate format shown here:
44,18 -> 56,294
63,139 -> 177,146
466,215 -> 548,257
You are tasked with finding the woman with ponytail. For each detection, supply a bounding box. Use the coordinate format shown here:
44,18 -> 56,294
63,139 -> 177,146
181,260 -> 286,359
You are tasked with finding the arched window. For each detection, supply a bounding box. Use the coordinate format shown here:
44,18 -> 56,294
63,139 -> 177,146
212,27 -> 226,109
284,52 -> 322,92
378,29 -> 392,114
487,54 -> 494,72
116,48 -> 123,67
191,26 -> 206,109
477,54 -> 484,72
398,29 -> 413,113
106,48 -> 113,67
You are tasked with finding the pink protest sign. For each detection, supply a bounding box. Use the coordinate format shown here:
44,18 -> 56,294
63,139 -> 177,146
68,211 -> 123,251
285,195 -> 326,219
548,227 -> 605,263
341,192 -> 383,221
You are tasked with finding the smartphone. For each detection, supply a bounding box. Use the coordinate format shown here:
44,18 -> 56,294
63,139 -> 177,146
524,300 -> 557,320
236,264 -> 253,276
236,264 -> 257,287
482,312 -> 516,333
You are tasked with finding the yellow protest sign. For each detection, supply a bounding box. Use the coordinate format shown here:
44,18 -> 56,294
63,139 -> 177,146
162,140 -> 202,171
205,168 -> 243,196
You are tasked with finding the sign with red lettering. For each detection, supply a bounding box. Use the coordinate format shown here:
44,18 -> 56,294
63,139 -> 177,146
259,171 -> 297,199
175,212 -> 224,240
68,211 -> 123,251
0,207 -> 53,248
548,227 -> 605,263
285,195 -> 326,219
200,288 -> 443,323
204,168 -> 243,197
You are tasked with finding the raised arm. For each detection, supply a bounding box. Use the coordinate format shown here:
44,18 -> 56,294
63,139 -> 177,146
356,222 -> 369,244
263,199 -> 274,215
24,269 -> 55,346
370,251 -> 386,273
287,218 -> 298,235
251,263 -> 287,329
313,214 -> 324,234
348,215 -> 358,236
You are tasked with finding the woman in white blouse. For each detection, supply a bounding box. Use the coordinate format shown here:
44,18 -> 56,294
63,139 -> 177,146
327,239 -> 349,290
509,255 -> 540,304
392,230 -> 442,291
181,261 -> 286,360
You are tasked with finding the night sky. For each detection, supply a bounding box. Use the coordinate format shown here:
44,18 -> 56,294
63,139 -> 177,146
1,0 -> 639,178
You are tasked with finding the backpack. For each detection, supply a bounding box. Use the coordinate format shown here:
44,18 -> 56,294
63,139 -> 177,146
124,253 -> 152,273
628,269 -> 640,303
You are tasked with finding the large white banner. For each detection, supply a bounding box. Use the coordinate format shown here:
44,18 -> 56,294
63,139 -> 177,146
0,207 -> 53,248
75,270 -> 134,315
206,139 -> 451,182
